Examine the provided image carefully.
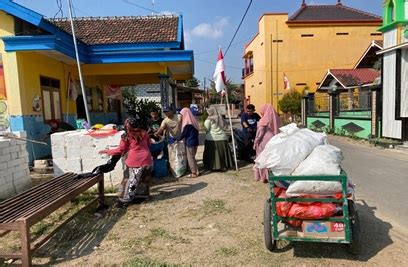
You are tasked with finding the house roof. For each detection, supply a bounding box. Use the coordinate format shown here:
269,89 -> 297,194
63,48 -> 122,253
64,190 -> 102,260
329,68 -> 380,88
354,40 -> 383,69
48,15 -> 179,45
288,2 -> 382,23
373,40 -> 383,47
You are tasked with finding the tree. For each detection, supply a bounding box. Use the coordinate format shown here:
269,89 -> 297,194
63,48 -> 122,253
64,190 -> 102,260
278,89 -> 302,119
185,77 -> 200,88
208,79 -> 243,104
122,87 -> 161,129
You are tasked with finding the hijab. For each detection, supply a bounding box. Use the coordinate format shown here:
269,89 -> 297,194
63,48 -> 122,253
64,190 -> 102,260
258,104 -> 281,135
207,107 -> 226,129
180,108 -> 200,131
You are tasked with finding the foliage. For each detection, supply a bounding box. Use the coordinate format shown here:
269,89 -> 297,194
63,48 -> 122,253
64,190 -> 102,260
369,137 -> 402,145
198,111 -> 209,129
278,89 -> 302,116
122,87 -> 161,128
208,79 -> 243,104
185,77 -> 200,88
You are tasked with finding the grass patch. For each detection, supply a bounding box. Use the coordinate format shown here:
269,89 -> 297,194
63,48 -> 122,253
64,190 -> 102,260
122,227 -> 190,249
216,246 -> 239,257
106,232 -> 120,242
32,221 -> 53,236
201,199 -> 230,216
71,193 -> 95,206
125,256 -> 180,267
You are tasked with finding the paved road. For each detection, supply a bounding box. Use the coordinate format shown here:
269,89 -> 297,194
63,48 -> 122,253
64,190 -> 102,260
330,138 -> 408,232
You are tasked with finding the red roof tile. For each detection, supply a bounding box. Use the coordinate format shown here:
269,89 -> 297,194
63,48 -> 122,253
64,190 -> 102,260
289,3 -> 382,23
48,15 -> 179,45
330,68 -> 380,87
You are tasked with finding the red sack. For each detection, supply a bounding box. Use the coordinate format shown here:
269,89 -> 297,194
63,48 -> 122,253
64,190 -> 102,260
288,202 -> 337,220
276,192 -> 292,217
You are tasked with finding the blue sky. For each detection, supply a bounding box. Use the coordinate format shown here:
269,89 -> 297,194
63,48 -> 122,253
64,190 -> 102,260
14,0 -> 383,85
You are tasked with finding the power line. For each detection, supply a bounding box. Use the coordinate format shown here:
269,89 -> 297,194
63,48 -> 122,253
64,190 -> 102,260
224,0 -> 253,57
73,6 -> 92,17
195,38 -> 252,55
196,56 -> 359,74
122,0 -> 161,15
53,0 -> 64,19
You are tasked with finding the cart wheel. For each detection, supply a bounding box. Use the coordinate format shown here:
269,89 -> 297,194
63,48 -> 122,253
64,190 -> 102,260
264,199 -> 277,252
347,200 -> 362,255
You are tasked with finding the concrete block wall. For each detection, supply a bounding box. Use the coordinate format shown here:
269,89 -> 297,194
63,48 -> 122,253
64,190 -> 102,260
134,84 -> 161,103
51,130 -> 126,187
0,132 -> 31,199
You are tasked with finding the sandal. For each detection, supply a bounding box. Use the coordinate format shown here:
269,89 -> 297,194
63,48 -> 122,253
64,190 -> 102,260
187,173 -> 198,178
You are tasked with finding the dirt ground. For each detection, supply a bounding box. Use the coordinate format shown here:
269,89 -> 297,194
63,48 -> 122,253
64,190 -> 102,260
2,157 -> 407,266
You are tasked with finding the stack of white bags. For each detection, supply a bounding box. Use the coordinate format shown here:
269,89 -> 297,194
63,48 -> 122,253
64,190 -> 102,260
254,124 -> 353,197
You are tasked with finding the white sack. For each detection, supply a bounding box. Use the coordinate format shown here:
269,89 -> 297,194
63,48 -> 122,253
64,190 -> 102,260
255,128 -> 327,176
254,123 -> 299,168
286,180 -> 345,197
168,141 -> 187,178
292,145 -> 343,176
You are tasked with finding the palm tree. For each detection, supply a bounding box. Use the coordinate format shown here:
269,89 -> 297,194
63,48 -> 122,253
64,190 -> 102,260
208,79 -> 243,105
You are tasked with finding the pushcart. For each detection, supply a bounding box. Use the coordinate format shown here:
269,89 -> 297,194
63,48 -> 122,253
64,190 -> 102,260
264,170 -> 361,254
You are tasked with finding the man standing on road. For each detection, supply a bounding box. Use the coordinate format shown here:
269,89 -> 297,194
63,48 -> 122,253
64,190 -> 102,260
240,104 -> 261,162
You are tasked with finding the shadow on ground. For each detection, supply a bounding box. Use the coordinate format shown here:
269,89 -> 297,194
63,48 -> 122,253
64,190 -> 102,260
150,181 -> 208,202
285,199 -> 393,261
34,198 -> 125,266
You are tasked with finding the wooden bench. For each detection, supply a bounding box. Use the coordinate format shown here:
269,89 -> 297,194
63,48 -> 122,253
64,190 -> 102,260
0,172 -> 105,267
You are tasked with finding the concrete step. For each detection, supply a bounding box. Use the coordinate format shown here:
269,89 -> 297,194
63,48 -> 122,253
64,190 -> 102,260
31,167 -> 54,174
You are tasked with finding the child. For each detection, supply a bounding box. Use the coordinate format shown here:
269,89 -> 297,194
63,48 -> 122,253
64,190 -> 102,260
99,118 -> 152,206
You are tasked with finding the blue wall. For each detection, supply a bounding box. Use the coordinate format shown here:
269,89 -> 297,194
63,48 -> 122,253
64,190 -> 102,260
9,114 -> 76,165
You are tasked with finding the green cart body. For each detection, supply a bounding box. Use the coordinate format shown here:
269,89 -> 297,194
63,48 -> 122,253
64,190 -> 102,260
264,170 -> 361,254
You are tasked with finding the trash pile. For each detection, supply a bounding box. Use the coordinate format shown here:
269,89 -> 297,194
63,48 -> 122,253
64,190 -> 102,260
255,124 -> 354,226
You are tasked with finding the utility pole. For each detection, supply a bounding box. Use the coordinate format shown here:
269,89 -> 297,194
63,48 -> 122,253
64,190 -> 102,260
203,77 -> 207,109
67,0 -> 91,125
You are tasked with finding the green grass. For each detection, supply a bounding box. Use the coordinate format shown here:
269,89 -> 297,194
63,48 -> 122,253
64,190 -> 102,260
32,221 -> 53,236
122,227 -> 190,249
125,256 -> 180,267
216,246 -> 239,257
201,199 -> 231,216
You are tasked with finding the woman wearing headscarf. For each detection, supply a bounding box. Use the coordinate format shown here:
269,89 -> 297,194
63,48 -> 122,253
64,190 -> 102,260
179,108 -> 200,177
99,118 -> 152,206
253,104 -> 281,182
203,107 -> 233,171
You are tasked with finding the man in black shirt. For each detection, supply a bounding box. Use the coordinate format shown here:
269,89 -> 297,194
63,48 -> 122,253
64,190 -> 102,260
147,108 -> 163,134
240,104 -> 261,162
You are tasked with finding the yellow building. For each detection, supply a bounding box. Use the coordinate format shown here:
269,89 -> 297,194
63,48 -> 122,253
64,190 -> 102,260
243,0 -> 383,111
0,0 -> 193,163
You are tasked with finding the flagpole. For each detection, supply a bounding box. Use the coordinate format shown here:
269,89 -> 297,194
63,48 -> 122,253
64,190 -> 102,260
225,91 -> 239,171
67,0 -> 91,125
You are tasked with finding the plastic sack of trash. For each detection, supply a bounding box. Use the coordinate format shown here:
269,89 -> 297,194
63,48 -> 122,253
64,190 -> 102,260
254,123 -> 299,170
274,188 -> 293,217
255,128 -> 327,176
292,145 -> 343,176
287,202 -> 337,220
168,141 -> 187,178
286,180 -> 355,198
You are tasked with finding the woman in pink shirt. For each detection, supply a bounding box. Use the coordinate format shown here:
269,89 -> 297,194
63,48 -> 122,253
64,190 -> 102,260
253,104 -> 281,183
100,118 -> 153,206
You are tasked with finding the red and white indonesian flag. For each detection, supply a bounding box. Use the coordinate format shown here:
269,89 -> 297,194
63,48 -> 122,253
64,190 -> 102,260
213,49 -> 226,94
283,73 -> 290,90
